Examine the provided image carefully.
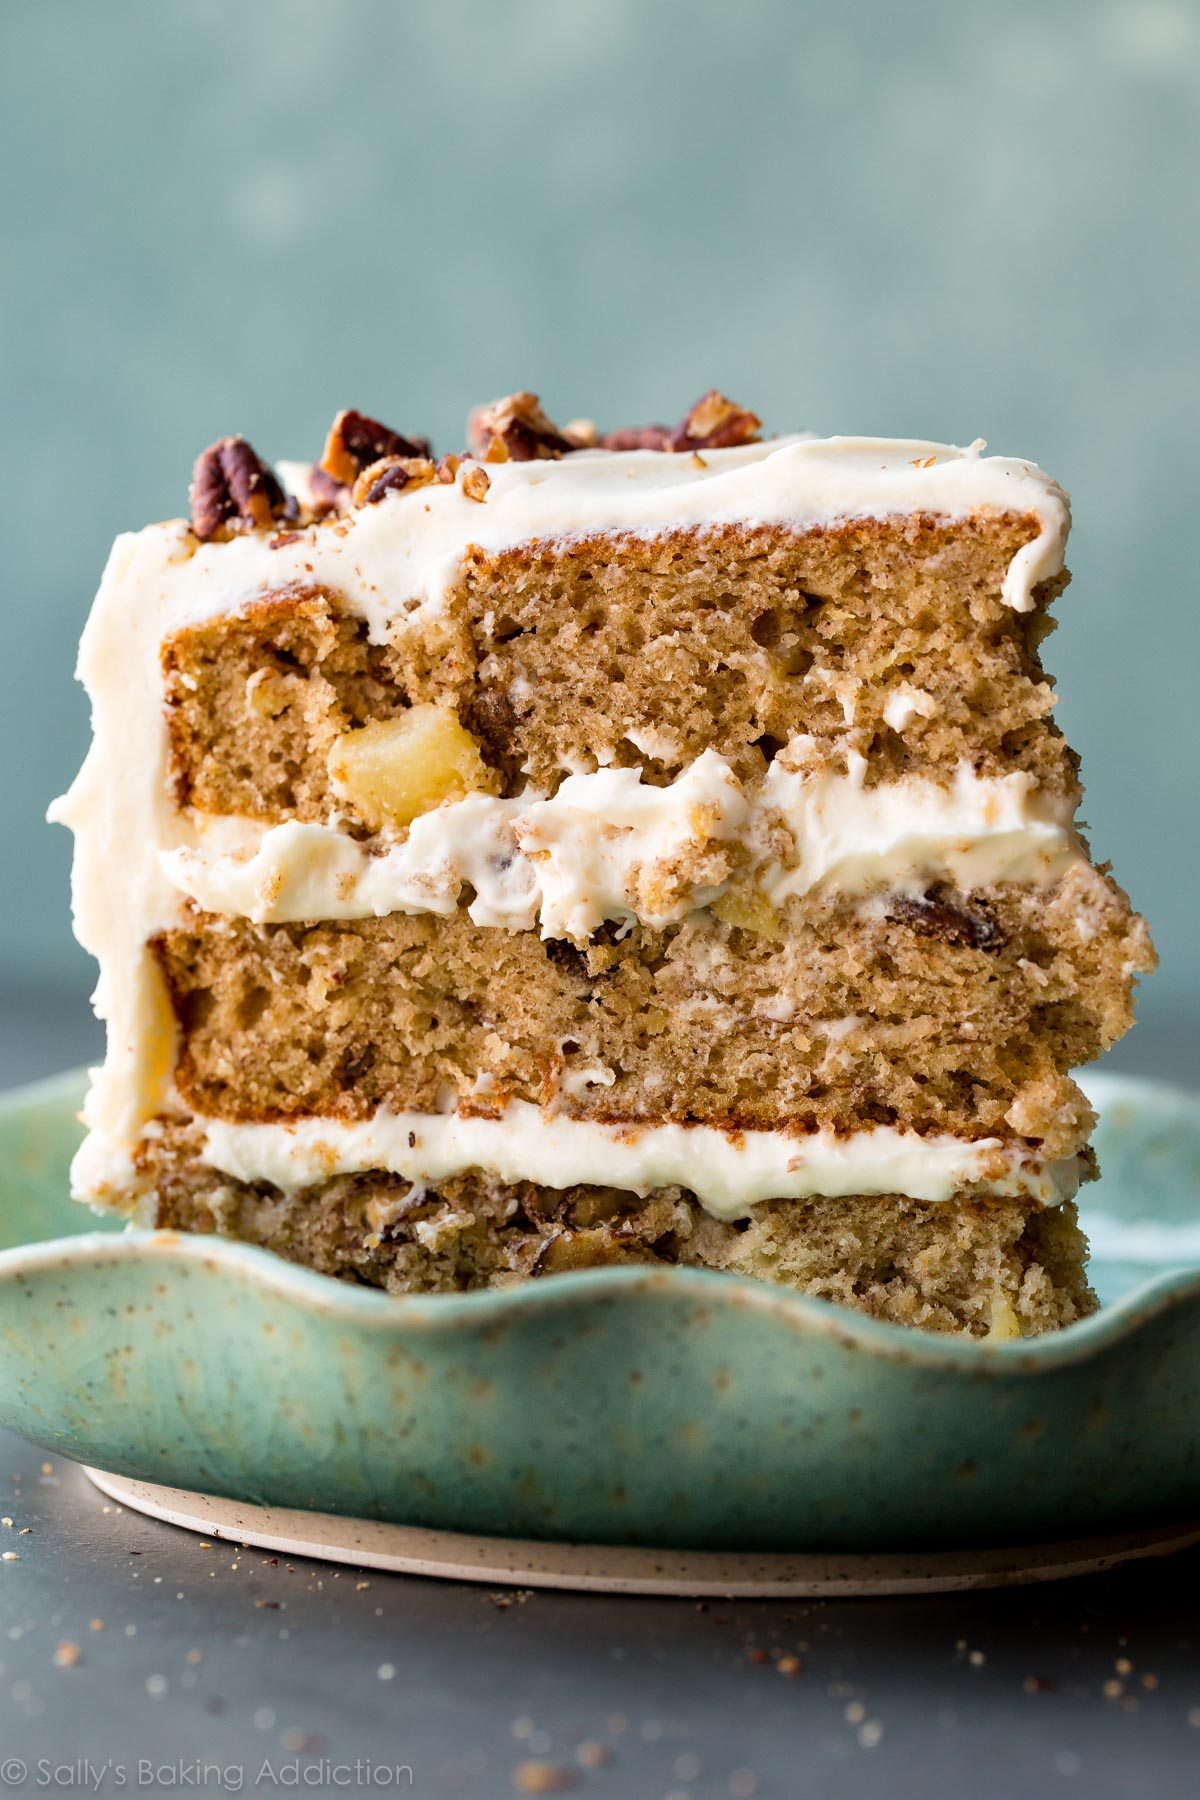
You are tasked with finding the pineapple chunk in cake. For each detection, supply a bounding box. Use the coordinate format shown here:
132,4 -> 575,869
328,705 -> 489,831
711,882 -> 786,941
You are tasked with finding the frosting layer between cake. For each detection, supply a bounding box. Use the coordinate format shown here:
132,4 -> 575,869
159,755 -> 1082,937
189,1106 -> 1085,1220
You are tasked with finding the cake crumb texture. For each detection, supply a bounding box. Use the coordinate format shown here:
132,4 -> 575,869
162,518 -> 1073,819
154,871 -> 1150,1155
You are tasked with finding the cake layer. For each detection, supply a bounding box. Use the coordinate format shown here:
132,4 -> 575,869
163,516 -> 1074,822
152,433 -> 1072,824
142,1133 -> 1096,1336
152,864 -> 1149,1152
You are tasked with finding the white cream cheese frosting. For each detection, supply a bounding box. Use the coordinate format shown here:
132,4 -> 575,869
50,431 -> 1074,1200
196,1102 -> 1084,1221
159,755 -> 1081,937
758,760 -> 1079,909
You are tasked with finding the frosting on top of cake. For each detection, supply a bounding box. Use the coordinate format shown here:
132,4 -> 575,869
162,433 -> 1071,645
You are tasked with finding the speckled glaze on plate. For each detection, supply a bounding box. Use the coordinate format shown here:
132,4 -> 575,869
0,1070 -> 1198,1553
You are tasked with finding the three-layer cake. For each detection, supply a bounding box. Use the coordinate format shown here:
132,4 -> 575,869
52,392 -> 1154,1334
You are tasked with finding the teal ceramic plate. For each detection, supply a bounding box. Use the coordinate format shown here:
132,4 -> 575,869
0,1070 -> 1198,1553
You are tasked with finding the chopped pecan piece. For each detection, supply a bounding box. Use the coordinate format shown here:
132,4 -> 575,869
460,463 -> 491,502
307,464 -> 347,516
190,437 -> 287,541
320,409 -> 431,487
435,453 -> 461,484
886,890 -> 1005,953
351,455 -> 437,506
544,938 -> 589,979
600,423 -> 673,451
599,393 -> 761,453
468,392 -> 575,462
564,417 -> 599,448
670,389 -> 762,451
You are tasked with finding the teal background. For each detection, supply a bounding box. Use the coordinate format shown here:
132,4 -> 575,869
1,0 -> 1195,1029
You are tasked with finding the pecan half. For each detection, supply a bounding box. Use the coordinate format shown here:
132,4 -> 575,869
670,389 -> 762,452
190,437 -> 287,541
351,455 -> 437,506
468,392 -> 575,462
886,891 -> 1005,953
320,409 -> 431,487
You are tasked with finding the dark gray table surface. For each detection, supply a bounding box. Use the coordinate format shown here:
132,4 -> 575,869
1,994 -> 1198,1799
0,1433 -> 1198,1800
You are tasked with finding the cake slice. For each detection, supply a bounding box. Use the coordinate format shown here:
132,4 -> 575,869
51,392 -> 1154,1335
